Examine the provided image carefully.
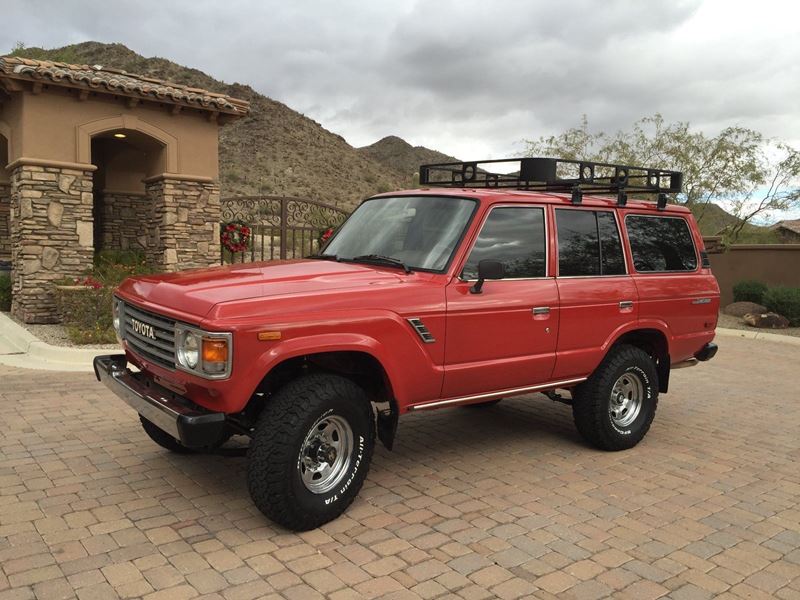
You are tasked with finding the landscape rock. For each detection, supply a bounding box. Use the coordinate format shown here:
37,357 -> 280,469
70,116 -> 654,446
743,312 -> 789,329
724,301 -> 767,317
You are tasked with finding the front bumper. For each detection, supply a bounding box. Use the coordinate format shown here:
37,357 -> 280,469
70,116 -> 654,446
94,354 -> 226,448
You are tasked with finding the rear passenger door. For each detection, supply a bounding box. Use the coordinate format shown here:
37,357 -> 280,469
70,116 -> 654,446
552,208 -> 638,379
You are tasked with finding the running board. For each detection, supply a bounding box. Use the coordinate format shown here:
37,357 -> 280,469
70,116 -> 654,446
408,377 -> 587,411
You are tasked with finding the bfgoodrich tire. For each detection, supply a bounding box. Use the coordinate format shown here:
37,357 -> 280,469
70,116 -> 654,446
572,344 -> 658,451
247,373 -> 375,531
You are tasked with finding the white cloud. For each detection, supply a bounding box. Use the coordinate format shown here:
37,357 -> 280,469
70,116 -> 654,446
2,0 -> 799,162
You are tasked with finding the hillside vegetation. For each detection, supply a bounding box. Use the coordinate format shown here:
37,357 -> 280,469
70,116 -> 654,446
358,136 -> 460,179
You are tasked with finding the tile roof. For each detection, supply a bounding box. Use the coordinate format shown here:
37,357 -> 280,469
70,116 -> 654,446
0,56 -> 249,116
773,219 -> 800,234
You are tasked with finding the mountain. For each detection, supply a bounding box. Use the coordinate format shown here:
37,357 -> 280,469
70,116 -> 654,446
358,135 -> 460,179
10,42 -> 406,209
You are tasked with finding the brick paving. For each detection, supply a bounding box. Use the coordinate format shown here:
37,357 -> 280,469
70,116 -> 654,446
1,334 -> 799,599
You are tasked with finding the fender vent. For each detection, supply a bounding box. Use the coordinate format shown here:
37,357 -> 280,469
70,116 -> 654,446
407,318 -> 436,343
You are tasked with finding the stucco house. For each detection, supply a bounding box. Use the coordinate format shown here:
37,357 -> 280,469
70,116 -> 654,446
0,56 -> 249,322
771,219 -> 800,243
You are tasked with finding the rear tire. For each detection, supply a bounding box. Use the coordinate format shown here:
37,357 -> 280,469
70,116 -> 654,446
572,345 -> 658,451
247,373 -> 375,531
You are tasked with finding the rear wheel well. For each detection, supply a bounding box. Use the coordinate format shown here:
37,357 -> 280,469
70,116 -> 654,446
610,329 -> 670,393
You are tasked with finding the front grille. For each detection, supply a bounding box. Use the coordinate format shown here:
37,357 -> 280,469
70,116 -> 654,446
121,302 -> 176,370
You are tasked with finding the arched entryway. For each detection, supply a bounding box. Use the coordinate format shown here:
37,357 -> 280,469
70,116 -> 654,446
91,129 -> 166,257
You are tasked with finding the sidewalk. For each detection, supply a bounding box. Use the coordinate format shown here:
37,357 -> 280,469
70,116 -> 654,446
0,311 -> 107,372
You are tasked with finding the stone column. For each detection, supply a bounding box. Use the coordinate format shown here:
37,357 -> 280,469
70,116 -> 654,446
10,164 -> 94,323
0,183 -> 10,261
144,177 -> 221,271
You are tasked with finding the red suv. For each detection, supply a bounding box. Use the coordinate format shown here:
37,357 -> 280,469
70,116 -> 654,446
95,158 -> 719,530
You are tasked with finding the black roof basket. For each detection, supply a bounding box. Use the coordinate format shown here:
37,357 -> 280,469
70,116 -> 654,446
418,157 -> 682,208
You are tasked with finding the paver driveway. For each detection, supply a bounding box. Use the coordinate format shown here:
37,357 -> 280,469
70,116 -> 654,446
1,334 -> 799,600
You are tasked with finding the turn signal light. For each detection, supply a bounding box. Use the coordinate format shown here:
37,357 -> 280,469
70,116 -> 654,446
202,339 -> 228,363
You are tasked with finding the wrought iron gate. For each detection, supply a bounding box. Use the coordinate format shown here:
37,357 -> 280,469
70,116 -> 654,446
220,196 -> 349,263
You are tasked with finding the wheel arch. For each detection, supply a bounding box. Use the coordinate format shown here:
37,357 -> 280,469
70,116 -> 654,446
609,327 -> 671,393
243,346 -> 400,450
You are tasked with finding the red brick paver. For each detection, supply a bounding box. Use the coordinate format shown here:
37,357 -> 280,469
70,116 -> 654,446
1,335 -> 799,599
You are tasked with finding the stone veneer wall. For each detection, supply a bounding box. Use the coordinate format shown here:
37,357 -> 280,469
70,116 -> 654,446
96,192 -> 149,252
144,178 -> 221,270
0,183 -> 10,261
10,164 -> 94,323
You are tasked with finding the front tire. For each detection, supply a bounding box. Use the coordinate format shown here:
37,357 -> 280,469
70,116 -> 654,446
572,345 -> 658,451
140,416 -> 194,454
247,374 -> 375,531
140,416 -> 233,453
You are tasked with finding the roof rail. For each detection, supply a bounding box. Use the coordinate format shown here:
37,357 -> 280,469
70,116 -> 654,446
418,157 -> 682,206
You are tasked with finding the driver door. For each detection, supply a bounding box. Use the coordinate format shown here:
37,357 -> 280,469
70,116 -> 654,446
443,205 -> 559,398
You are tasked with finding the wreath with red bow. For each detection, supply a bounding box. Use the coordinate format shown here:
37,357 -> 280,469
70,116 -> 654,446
221,221 -> 251,253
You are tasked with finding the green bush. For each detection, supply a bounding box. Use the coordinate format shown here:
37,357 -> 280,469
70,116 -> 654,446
732,280 -> 768,304
54,251 -> 157,345
0,274 -> 11,311
763,286 -> 800,326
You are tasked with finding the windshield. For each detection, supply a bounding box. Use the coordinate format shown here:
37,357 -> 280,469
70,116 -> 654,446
322,196 -> 476,271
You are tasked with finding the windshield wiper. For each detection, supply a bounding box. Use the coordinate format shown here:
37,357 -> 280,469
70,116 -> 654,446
351,254 -> 412,274
307,253 -> 340,261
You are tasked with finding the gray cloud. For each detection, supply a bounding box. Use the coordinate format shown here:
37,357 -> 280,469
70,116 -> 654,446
2,0 -> 799,160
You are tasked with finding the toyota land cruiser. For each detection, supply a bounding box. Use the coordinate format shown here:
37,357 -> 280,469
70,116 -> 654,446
95,157 -> 719,530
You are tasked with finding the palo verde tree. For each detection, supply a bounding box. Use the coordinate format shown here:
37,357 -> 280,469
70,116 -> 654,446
524,115 -> 800,242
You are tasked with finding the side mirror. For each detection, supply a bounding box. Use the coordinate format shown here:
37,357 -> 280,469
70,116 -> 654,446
470,259 -> 504,294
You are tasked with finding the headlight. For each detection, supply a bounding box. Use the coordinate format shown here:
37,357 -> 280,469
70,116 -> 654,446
178,331 -> 201,369
112,298 -> 121,333
175,325 -> 232,379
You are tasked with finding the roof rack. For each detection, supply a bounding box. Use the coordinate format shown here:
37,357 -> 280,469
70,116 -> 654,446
418,157 -> 682,209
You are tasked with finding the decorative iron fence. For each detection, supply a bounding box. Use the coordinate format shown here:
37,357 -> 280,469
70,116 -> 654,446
220,196 -> 349,263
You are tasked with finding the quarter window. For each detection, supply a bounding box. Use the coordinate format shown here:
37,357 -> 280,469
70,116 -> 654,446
626,215 -> 698,272
556,209 -> 626,276
462,207 -> 546,280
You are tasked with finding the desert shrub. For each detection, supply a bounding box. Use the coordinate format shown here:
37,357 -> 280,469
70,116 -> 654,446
55,251 -> 156,344
733,280 -> 768,304
0,274 -> 11,311
94,250 -> 150,286
763,286 -> 800,326
55,280 -> 116,344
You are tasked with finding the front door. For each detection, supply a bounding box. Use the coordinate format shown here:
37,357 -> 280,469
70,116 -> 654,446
443,205 -> 558,398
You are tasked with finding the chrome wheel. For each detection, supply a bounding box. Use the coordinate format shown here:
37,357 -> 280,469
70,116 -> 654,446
298,414 -> 353,494
609,372 -> 643,428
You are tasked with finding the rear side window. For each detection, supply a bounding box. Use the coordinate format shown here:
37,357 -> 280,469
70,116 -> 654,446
462,206 -> 546,279
626,215 -> 698,272
556,209 -> 626,276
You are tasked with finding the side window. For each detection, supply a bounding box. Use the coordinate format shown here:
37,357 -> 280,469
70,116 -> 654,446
462,207 -> 546,280
626,215 -> 698,272
556,209 -> 625,276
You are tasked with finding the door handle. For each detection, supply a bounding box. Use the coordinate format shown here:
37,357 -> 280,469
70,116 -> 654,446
619,300 -> 634,310
532,306 -> 550,315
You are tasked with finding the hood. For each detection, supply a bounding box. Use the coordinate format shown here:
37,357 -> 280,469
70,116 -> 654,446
117,259 -> 408,319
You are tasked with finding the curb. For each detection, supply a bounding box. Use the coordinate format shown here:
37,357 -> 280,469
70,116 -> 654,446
0,311 -> 109,372
714,326 -> 800,346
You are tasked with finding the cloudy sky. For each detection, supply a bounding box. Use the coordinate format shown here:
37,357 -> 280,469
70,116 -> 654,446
2,0 -> 799,161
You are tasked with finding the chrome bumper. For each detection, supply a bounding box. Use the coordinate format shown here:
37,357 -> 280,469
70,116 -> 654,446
93,354 -> 226,448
